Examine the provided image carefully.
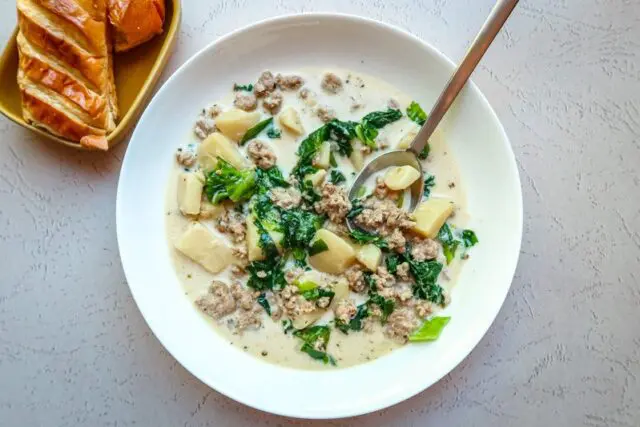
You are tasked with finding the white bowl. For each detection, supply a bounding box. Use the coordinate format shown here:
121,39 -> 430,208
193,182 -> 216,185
117,13 -> 522,419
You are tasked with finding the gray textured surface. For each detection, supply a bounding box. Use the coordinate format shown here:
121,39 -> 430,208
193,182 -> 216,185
1,0 -> 639,425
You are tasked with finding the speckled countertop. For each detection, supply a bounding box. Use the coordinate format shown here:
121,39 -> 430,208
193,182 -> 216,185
1,1 -> 639,426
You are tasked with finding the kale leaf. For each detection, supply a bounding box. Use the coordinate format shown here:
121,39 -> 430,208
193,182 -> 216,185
346,198 -> 365,219
407,101 -> 427,125
423,174 -> 436,198
204,158 -> 256,204
246,257 -> 287,292
292,125 -> 330,180
233,83 -> 254,92
240,117 -> 273,145
329,170 -> 346,185
368,294 -> 395,323
280,209 -> 324,252
301,287 -> 335,302
418,144 -> 430,160
407,257 -> 445,304
349,228 -> 389,249
462,229 -> 479,247
293,325 -> 336,365
254,166 -> 289,193
335,304 -> 369,334
385,254 -> 401,274
308,239 -> 329,256
327,119 -> 357,156
257,293 -> 271,315
437,223 -> 460,265
266,124 -> 282,139
355,109 -> 402,149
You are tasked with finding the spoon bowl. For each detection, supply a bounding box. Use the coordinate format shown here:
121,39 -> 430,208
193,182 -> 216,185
346,0 -> 519,231
347,150 -> 424,230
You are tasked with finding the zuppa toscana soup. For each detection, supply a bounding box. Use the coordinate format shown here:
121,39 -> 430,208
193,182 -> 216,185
166,68 -> 478,369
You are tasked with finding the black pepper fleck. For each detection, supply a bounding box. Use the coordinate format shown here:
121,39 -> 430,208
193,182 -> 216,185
261,351 -> 268,356
448,182 -> 456,189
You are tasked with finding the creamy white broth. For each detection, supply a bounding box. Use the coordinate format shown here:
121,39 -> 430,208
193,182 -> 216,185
166,68 -> 470,370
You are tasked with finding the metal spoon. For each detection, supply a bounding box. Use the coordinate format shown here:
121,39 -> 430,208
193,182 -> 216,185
347,0 -> 519,230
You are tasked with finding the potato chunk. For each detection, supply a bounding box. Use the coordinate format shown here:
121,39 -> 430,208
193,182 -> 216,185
356,244 -> 382,271
314,141 -> 331,169
396,129 -> 418,149
331,278 -> 349,306
308,229 -> 356,274
292,310 -> 325,329
412,199 -> 455,238
199,132 -> 247,170
177,172 -> 204,216
304,169 -> 327,188
279,107 -> 305,135
175,223 -> 234,273
384,165 -> 421,190
350,140 -> 364,171
215,109 -> 261,141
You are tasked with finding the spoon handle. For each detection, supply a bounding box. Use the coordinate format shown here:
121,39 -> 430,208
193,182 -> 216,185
409,0 -> 519,156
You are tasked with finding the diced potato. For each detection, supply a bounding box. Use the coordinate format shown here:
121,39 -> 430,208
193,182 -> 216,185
396,129 -> 418,149
412,199 -> 455,238
199,132 -> 247,170
175,223 -> 234,273
292,310 -> 325,329
215,109 -> 261,141
198,199 -> 225,219
384,165 -> 421,190
308,229 -> 356,274
314,141 -> 331,169
304,169 -> 327,187
278,107 -> 305,135
331,278 -> 349,307
177,172 -> 204,216
246,216 -> 283,261
246,217 -> 264,261
350,140 -> 364,171
356,244 -> 382,271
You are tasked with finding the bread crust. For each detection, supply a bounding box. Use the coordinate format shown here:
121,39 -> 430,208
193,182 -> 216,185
16,0 -> 117,147
109,0 -> 165,52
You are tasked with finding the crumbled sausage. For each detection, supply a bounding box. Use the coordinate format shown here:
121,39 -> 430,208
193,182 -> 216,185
345,265 -> 366,293
216,209 -> 246,243
355,197 -> 415,236
388,98 -> 400,110
371,266 -> 395,290
193,105 -> 222,138
230,264 -> 246,277
414,300 -> 434,318
317,295 -> 332,309
230,282 -> 256,310
266,292 -> 283,320
396,262 -> 410,281
373,176 -> 398,200
411,238 -> 440,261
195,281 -> 236,319
350,96 -> 364,112
314,183 -> 352,223
246,140 -> 277,169
333,298 -> 357,324
321,72 -> 343,93
270,187 -> 302,209
316,105 -> 336,123
385,308 -> 419,342
395,283 -> 413,302
234,91 -> 258,111
176,146 -> 197,167
276,74 -> 305,90
236,305 -> 263,333
254,71 -> 276,97
387,229 -> 407,254
324,221 -> 349,238
298,88 -> 317,106
262,91 -> 283,114
280,285 -> 316,318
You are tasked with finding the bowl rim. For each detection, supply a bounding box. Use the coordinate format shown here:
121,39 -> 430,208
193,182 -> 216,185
0,0 -> 182,150
117,11 -> 523,419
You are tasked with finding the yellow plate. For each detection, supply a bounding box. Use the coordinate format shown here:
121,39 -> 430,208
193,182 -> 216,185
0,0 -> 182,150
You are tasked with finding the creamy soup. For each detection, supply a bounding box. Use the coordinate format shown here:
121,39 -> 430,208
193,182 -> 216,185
165,68 -> 476,370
